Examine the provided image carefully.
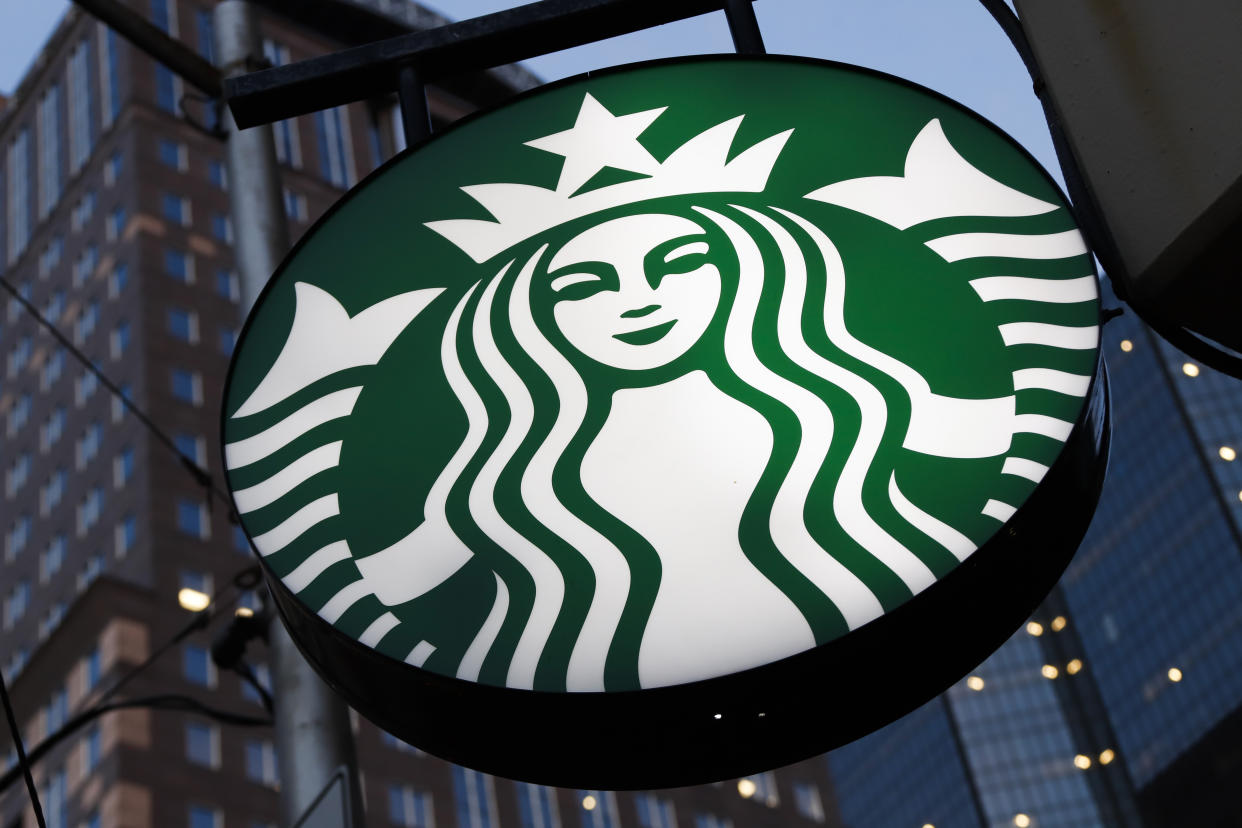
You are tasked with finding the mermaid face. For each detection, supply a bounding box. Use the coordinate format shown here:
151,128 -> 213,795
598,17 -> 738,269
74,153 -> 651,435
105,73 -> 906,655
547,213 -> 721,371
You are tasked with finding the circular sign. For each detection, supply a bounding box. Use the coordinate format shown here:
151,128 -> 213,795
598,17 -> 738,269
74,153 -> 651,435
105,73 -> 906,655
222,55 -> 1109,788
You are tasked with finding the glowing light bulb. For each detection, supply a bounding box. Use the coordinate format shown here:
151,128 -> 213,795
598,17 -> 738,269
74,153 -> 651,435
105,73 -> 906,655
1119,339 -> 1133,352
1099,749 -> 1115,765
177,588 -> 210,612
1050,616 -> 1067,632
737,779 -> 756,798
1066,659 -> 1083,675
1041,664 -> 1059,679
966,676 -> 985,691
1182,362 -> 1200,377
1013,814 -> 1032,828
1026,621 -> 1044,637
1168,667 -> 1183,682
1073,754 -> 1092,770
582,796 -> 597,811
1220,446 -> 1237,461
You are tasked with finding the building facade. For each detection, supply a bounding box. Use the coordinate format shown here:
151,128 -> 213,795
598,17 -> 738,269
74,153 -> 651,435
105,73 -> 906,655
827,283 -> 1242,827
0,3 -> 841,828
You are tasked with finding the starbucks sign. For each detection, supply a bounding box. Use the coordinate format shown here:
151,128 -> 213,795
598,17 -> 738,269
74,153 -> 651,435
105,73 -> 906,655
222,56 -> 1109,787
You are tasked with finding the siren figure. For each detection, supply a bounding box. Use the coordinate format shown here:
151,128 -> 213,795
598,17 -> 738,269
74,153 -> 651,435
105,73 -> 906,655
354,96 -> 1006,693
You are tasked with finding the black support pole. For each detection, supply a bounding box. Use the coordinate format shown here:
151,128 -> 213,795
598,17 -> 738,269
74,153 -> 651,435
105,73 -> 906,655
723,0 -> 765,54
398,64 -> 432,145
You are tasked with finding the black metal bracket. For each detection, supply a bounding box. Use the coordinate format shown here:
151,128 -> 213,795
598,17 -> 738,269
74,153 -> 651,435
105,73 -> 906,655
224,0 -> 758,129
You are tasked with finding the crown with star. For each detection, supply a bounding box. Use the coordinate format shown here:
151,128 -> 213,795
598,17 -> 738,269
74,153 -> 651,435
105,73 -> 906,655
425,93 -> 794,263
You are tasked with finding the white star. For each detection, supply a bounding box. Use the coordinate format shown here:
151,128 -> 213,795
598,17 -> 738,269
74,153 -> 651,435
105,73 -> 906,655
525,93 -> 667,195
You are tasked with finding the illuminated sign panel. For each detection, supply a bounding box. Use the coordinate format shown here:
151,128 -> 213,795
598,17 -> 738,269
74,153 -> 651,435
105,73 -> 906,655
223,56 -> 1108,787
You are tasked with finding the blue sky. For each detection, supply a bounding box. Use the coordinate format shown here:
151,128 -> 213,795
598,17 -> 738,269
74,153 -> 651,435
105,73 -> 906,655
0,0 -> 1058,179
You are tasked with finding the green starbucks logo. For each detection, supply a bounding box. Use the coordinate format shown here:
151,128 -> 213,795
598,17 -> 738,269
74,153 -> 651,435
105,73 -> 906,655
223,60 -> 1098,697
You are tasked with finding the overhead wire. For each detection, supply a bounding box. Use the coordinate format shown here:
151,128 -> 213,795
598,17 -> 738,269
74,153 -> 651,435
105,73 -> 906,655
0,565 -> 269,799
0,661 -> 47,828
0,273 -> 237,510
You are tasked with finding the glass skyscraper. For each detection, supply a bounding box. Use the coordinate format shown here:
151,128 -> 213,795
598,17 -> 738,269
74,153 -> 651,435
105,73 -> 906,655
828,288 -> 1242,827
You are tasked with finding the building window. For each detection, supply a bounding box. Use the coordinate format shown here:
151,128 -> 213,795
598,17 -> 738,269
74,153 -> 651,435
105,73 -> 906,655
5,452 -> 30,498
165,248 -> 194,282
71,190 -> 97,230
262,40 -> 302,168
579,791 -> 619,828
158,138 -> 187,170
233,525 -> 251,555
84,646 -> 102,691
177,498 -> 209,539
40,347 -> 66,391
38,235 -> 64,277
99,25 -> 121,128
68,38 -> 93,172
42,769 -> 66,828
316,106 -> 354,188
216,269 -> 239,301
75,301 -> 100,344
210,212 -> 232,242
73,245 -> 99,287
37,84 -> 63,218
244,739 -> 279,787
389,785 -> 433,828
5,515 -> 31,562
108,262 -> 129,297
103,149 -> 122,186
218,327 -> 237,355
7,335 -> 32,377
76,421 -> 103,469
47,688 -> 69,731
44,288 -> 66,320
453,766 -> 498,828
792,782 -> 824,823
79,726 -> 102,775
77,553 -> 104,591
40,468 -> 68,516
114,446 -> 135,487
183,644 -> 215,687
241,662 -> 271,705
174,433 -> 205,465
189,805 -> 221,828
7,128 -> 32,265
41,406 -> 66,451
111,383 -> 132,423
283,188 -> 307,221
634,795 -> 676,828
517,782 -> 561,828
76,371 -> 99,407
7,394 -> 32,437
692,815 -> 731,828
163,192 -> 191,226
207,160 -> 227,190
4,580 -> 30,629
171,368 -> 203,404
106,206 -> 127,241
186,721 -> 220,768
77,487 -> 105,535
167,307 -> 199,342
39,536 -> 66,582
155,64 -> 180,112
115,514 -> 137,557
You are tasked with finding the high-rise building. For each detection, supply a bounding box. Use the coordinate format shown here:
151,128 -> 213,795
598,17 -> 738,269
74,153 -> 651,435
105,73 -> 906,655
827,283 -> 1242,828
0,3 -> 840,828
